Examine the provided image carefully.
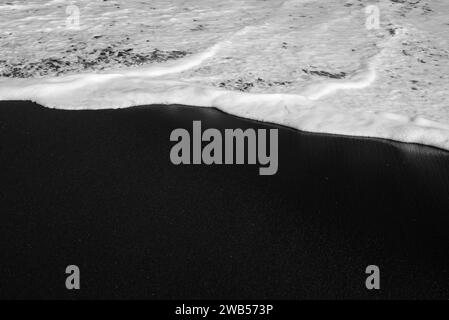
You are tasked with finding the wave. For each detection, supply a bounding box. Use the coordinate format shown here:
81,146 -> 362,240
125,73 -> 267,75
1,40 -> 449,152
1,0 -> 448,151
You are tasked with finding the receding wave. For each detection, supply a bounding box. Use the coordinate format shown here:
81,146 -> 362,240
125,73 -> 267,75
1,0 -> 448,150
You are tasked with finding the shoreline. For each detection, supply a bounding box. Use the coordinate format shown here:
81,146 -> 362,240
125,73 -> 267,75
3,100 -> 449,155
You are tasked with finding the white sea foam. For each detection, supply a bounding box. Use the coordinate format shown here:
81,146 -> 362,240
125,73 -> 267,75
1,0 -> 448,150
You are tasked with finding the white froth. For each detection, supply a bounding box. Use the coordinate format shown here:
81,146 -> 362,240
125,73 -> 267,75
1,0 -> 449,150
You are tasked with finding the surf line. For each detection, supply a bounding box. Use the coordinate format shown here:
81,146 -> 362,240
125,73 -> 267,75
169,121 -> 278,176
301,61 -> 378,100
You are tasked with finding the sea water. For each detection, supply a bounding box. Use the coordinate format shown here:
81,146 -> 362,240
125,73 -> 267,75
0,0 -> 448,149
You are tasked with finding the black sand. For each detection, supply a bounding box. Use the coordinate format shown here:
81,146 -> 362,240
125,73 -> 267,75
0,101 -> 448,299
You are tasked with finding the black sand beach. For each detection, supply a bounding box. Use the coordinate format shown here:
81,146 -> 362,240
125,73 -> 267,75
0,101 -> 448,299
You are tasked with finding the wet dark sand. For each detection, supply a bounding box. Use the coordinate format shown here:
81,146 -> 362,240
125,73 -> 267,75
0,101 -> 448,299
